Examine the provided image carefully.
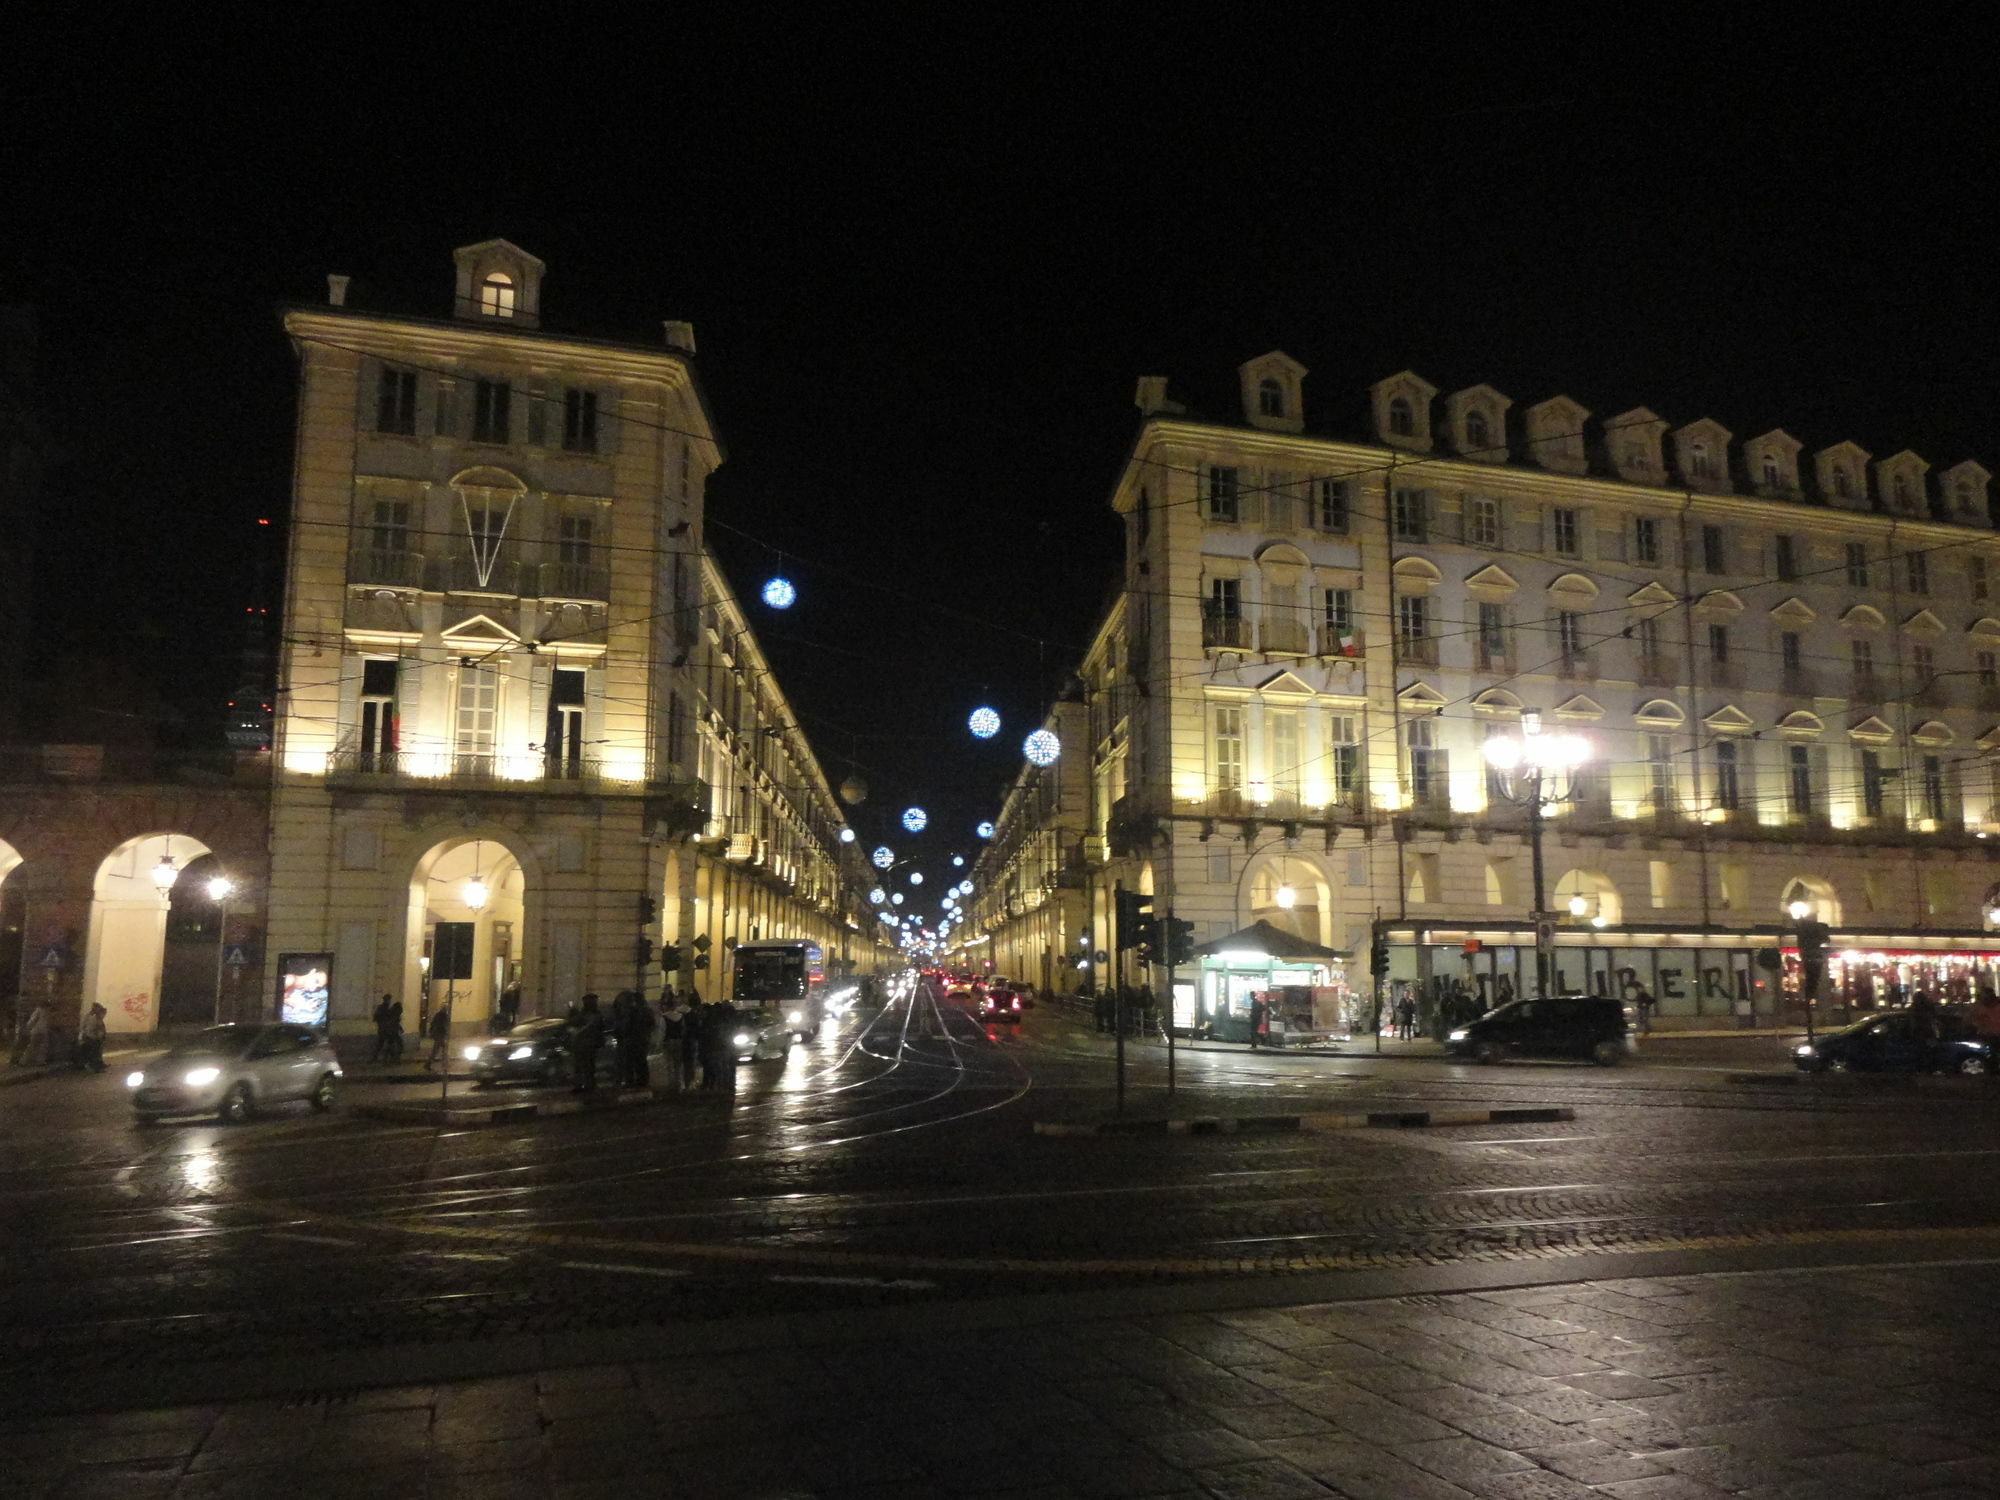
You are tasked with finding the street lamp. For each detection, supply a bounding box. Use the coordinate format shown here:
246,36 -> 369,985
1480,711 -> 1592,999
206,876 -> 235,1024
151,855 -> 180,893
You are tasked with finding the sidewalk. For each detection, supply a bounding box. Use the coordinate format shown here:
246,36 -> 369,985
13,1253 -> 2000,1498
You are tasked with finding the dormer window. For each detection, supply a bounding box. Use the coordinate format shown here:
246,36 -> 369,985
1388,397 -> 1414,437
1625,445 -> 1649,473
1464,409 -> 1490,451
479,272 -> 516,318
1257,378 -> 1284,418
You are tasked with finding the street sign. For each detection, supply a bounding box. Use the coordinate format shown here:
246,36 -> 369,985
37,946 -> 68,970
1534,921 -> 1555,950
223,946 -> 251,968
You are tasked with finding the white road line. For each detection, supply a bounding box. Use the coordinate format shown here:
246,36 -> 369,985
558,1260 -> 691,1278
769,1273 -> 936,1289
267,1232 -> 360,1247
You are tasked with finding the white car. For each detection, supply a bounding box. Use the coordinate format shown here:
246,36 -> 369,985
128,1024 -> 342,1124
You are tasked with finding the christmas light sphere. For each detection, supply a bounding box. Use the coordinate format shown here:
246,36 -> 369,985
839,776 -> 868,806
872,846 -> 894,869
901,806 -> 928,833
958,880 -> 973,895
951,855 -> 964,867
869,887 -> 886,904
839,827 -> 856,844
976,821 -> 995,839
892,893 -> 905,906
761,576 -> 796,609
1023,729 -> 1061,767
909,872 -> 924,886
968,707 -> 1001,740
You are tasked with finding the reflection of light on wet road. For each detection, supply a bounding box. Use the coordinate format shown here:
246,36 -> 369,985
182,1150 -> 220,1195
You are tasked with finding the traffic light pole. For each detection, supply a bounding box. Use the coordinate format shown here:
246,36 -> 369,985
1164,904 -> 1177,1098
1113,883 -> 1127,1115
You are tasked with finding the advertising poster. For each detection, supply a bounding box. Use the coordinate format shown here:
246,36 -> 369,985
277,952 -> 334,1027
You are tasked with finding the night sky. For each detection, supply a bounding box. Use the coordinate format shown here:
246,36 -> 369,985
11,17 -> 1997,861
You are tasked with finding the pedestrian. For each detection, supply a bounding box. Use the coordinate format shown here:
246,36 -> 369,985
370,994 -> 397,1062
571,993 -> 605,1092
701,996 -> 739,1091
1091,988 -> 1109,1033
1910,987 -> 1943,1066
422,1001 -> 452,1072
680,991 -> 706,1089
1629,983 -> 1657,1036
12,998 -> 50,1067
658,989 -> 690,1090
1394,992 -> 1416,1040
617,989 -> 655,1088
494,983 -> 521,1035
1968,987 -> 2000,1082
1248,994 -> 1267,1050
387,998 -> 405,1060
73,1002 -> 108,1073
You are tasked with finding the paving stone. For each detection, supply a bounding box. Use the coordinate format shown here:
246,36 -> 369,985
1829,1421 -> 1981,1465
1561,1371 -> 1679,1400
1193,1459 -> 1336,1499
1391,1436 -> 1538,1484
1783,1449 -> 1925,1496
1389,1386 -> 1575,1451
1594,1477 -> 1739,1500
1140,1428 -> 1270,1467
1652,1444 -> 1809,1491
1262,1437 -> 1476,1500
1521,1439 -> 1671,1485
1276,1384 -> 1456,1444
1210,1405 -> 1333,1441
1468,1473 -> 1610,1500
1507,1383 -> 1634,1426
1678,1421 -> 1846,1460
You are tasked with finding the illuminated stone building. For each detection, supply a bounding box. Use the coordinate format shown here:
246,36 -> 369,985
268,242 -> 879,1035
962,358 -> 2000,1029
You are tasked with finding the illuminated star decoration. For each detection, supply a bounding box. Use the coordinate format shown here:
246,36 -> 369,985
872,846 -> 894,869
1023,729 -> 1061,767
902,806 -> 928,833
976,821 -> 995,839
968,707 -> 1001,739
761,576 -> 797,610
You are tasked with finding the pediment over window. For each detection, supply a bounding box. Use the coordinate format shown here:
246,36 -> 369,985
1255,670 -> 1317,697
1397,680 -> 1449,709
1635,698 -> 1685,727
1238,350 -> 1307,434
441,612 -> 520,647
1903,608 -> 1946,637
1693,589 -> 1744,615
1769,596 -> 1817,626
1978,724 -> 2000,752
1703,704 -> 1755,733
1548,572 -> 1599,602
1848,715 -> 1896,745
1814,440 -> 1872,507
1256,541 -> 1311,586
1470,688 -> 1525,716
1627,581 -> 1678,611
1392,555 -> 1443,590
1779,710 -> 1825,739
1841,604 -> 1886,630
1913,719 -> 1955,747
1972,617 -> 2000,642
1605,407 -> 1668,484
1552,694 -> 1605,721
1524,395 -> 1590,475
1464,563 -> 1519,597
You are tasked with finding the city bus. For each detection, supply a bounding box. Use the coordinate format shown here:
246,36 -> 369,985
729,939 -> 826,1046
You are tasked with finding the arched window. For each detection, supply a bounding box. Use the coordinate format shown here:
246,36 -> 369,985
1833,466 -> 1853,499
479,272 -> 516,318
1689,442 -> 1712,480
1257,378 -> 1284,417
1761,455 -> 1780,490
1464,409 -> 1489,450
1388,396 -> 1414,437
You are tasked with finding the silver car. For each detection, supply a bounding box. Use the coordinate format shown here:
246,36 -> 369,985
127,1023 -> 342,1124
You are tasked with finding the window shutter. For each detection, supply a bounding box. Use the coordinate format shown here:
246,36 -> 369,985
526,383 -> 548,447
1238,469 -> 1264,528
1264,470 -> 1291,531
433,379 -> 456,438
1599,524 -> 1627,563
598,387 -> 621,454
1516,502 -> 1542,554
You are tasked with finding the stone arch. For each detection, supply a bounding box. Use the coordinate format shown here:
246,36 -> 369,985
1553,868 -> 1622,926
1781,875 -> 1841,926
401,824 -> 544,1035
1238,845 -> 1339,950
85,832 -> 216,1035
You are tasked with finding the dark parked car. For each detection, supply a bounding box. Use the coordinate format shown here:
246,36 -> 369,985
979,986 -> 1025,1021
127,1024 -> 341,1123
465,1016 -> 620,1087
1793,1008 -> 1991,1075
1446,995 -> 1633,1066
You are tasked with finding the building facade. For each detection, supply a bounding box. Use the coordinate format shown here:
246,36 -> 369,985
961,356 -> 2000,1031
268,242 -> 880,1037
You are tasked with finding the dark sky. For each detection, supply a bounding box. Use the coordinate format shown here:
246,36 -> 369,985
10,16 -> 1998,867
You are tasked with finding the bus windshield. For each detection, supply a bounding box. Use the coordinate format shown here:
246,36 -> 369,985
733,947 -> 808,1004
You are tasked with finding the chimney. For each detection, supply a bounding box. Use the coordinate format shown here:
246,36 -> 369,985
663,320 -> 697,353
326,274 -> 351,307
1134,376 -> 1181,415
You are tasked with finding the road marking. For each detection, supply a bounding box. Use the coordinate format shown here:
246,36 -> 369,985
558,1260 -> 691,1278
268,1232 -> 359,1247
770,1274 -> 936,1289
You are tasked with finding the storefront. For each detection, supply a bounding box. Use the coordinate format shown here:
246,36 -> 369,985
1186,920 -> 1350,1042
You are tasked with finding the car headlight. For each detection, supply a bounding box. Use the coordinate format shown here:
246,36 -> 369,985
733,1032 -> 753,1048
508,1045 -> 534,1060
462,1045 -> 483,1061
1794,1044 -> 1817,1056
787,1009 -> 803,1024
183,1067 -> 221,1087
1447,1029 -> 1468,1042
125,1071 -> 145,1088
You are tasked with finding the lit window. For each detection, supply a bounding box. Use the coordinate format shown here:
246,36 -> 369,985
479,272 -> 516,318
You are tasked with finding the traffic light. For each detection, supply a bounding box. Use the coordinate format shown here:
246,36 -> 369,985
1795,919 -> 1831,964
659,942 -> 683,974
1163,917 -> 1195,967
1370,933 -> 1390,977
1114,888 -> 1153,950
692,951 -> 710,970
638,895 -> 658,924
634,936 -> 654,967
1132,917 -> 1159,967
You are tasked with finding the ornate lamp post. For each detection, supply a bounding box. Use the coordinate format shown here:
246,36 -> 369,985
1480,711 -> 1592,999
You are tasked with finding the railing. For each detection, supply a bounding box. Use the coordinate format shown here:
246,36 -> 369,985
1556,652 -> 1595,680
348,548 -> 426,588
1398,635 -> 1439,666
1475,646 -> 1514,674
538,560 -> 610,601
1637,655 -> 1679,687
440,555 -> 522,594
325,750 -> 604,786
1259,619 -> 1309,655
1203,614 -> 1251,650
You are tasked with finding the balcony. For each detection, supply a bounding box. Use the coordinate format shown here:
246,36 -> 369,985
325,750 -> 605,787
1398,635 -> 1439,667
1203,613 -> 1251,650
538,560 -> 610,602
1259,618 -> 1309,655
440,555 -> 522,595
1475,645 -> 1514,674
349,548 -> 427,589
1556,652 -> 1595,681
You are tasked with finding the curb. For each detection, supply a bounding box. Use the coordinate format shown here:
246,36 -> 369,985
353,1085 -> 675,1127
1032,1106 -> 1574,1138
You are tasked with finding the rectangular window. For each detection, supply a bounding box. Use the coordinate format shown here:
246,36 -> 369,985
1701,523 -> 1726,574
1774,534 -> 1797,581
1845,541 -> 1869,588
1636,615 -> 1661,659
1851,638 -> 1875,694
1633,516 -> 1660,565
1861,749 -> 1887,819
1788,745 -> 1814,818
1212,705 -> 1244,792
1204,577 -> 1244,648
1208,577 -> 1240,619
472,379 -> 511,443
1313,477 -> 1349,533
1397,595 -> 1431,659
1406,717 -> 1446,807
1391,488 -> 1428,542
1269,711 -> 1301,803
376,367 -> 417,435
358,659 -> 399,768
1979,650 -> 1998,693
1322,588 -> 1354,654
370,498 -> 411,554
1911,641 -> 1936,687
1477,601 -> 1509,669
1714,739 -> 1740,811
1327,714 -> 1358,803
454,665 -> 498,762
545,668 -> 586,777
1649,859 -> 1673,910
1924,754 -> 1948,824
1555,610 -> 1584,657
557,514 -> 594,565
1906,550 -> 1929,595
1550,507 -> 1579,557
1781,631 -> 1803,674
561,388 -> 599,452
1203,465 -> 1240,523
1708,623 -> 1729,663
1972,556 -> 1991,601
1465,496 -> 1502,548
1647,733 -> 1675,812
